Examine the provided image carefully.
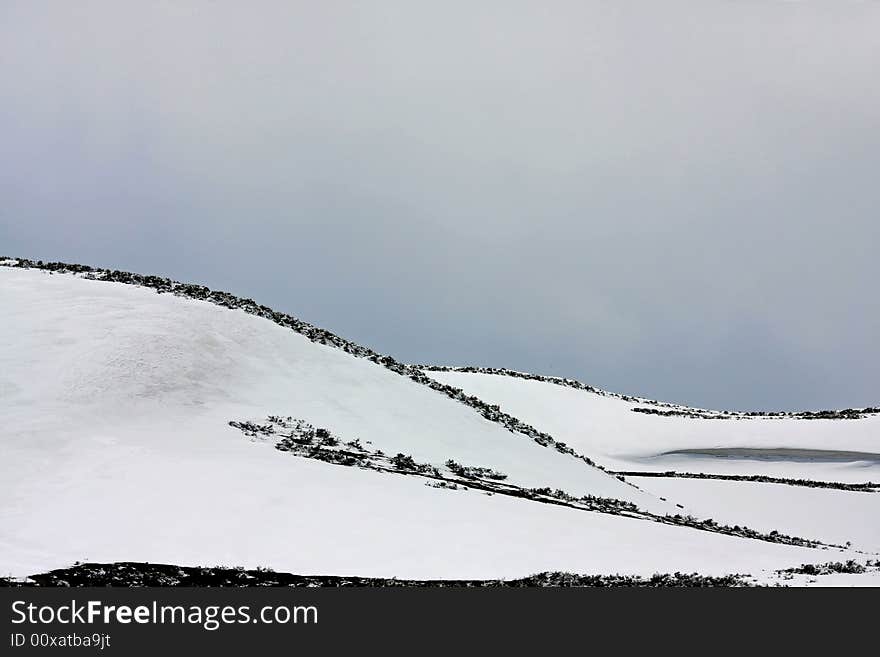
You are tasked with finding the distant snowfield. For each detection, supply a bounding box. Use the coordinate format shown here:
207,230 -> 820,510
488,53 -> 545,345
425,371 -> 880,483
1,265 -> 876,585
425,370 -> 880,562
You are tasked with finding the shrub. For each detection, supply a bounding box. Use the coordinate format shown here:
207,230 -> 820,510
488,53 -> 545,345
392,453 -> 419,471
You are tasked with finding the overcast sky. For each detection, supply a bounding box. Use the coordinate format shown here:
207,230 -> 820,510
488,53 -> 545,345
2,1 -> 878,410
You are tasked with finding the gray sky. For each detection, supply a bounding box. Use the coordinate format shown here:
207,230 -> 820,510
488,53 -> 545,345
2,1 -> 878,411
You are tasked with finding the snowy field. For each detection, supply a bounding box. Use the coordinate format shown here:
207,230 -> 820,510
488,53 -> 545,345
633,477 -> 880,553
425,370 -> 880,483
1,264 -> 876,585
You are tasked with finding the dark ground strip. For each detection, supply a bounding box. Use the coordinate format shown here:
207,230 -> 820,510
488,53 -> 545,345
0,563 -> 754,587
631,406 -> 880,420
613,470 -> 879,492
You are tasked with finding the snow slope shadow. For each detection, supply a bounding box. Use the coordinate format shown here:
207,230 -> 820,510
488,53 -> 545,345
661,448 -> 880,463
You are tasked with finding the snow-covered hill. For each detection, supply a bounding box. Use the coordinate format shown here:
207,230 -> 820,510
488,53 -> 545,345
423,368 -> 880,559
1,260 -> 876,585
423,368 -> 880,478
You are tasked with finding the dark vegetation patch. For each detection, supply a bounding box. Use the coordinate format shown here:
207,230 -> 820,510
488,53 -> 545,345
425,480 -> 466,491
632,406 -> 880,420
777,560 -> 880,576
785,409 -> 880,420
0,562 -> 754,587
229,416 -> 836,550
656,515 -> 823,548
419,365 -> 880,420
632,407 -> 729,419
613,471 -> 880,493
445,459 -> 507,481
1,258 -> 609,475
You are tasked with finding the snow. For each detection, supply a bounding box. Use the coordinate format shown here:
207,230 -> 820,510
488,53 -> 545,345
784,570 -> 880,587
1,441 -> 846,581
0,268 -> 651,506
425,371 -> 880,483
633,477 -> 880,552
0,266 -> 873,583
420,370 -> 880,582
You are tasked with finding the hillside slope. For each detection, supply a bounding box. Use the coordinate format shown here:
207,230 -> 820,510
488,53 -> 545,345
0,262 -> 870,582
424,368 -> 880,481
423,368 -> 880,554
